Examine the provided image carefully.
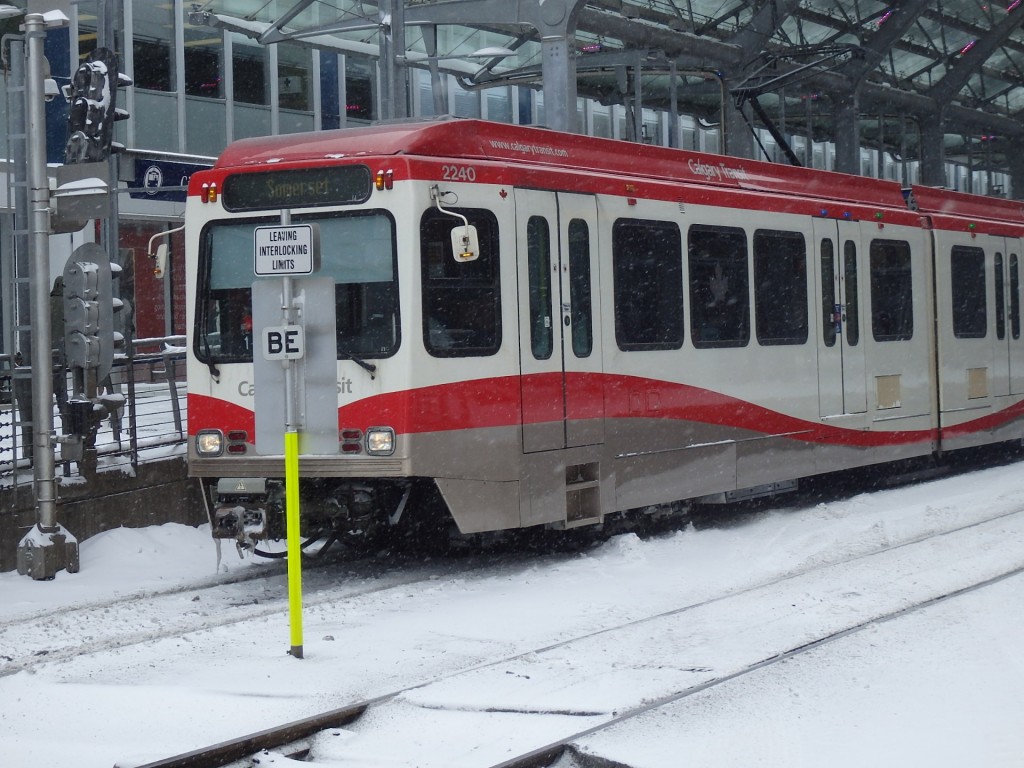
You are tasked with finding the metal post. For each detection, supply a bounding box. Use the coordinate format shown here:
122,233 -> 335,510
280,208 -> 304,659
669,62 -> 678,148
540,35 -> 576,132
26,13 -> 55,528
16,11 -> 80,579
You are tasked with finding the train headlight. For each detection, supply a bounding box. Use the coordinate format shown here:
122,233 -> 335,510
366,427 -> 395,456
196,429 -> 224,456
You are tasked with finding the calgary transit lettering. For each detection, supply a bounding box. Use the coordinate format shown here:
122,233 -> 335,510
687,158 -> 750,183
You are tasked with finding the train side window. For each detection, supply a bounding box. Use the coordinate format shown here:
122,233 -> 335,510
527,216 -> 553,360
820,239 -> 836,347
996,253 -> 1006,341
688,225 -> 749,349
869,239 -> 913,342
754,230 -> 808,346
844,241 -> 860,346
1012,255 -> 1021,340
568,219 -> 593,357
950,245 -> 987,339
420,207 -> 501,357
612,219 -> 684,351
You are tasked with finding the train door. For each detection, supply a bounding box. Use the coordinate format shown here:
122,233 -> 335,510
515,189 -> 604,453
1009,247 -> 1024,394
992,240 -> 1024,397
813,219 -> 867,418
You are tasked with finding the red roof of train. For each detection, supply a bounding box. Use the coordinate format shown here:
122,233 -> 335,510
208,118 -> 1024,226
212,118 -> 901,203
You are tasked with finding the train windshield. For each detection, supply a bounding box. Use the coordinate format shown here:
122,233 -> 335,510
195,210 -> 399,364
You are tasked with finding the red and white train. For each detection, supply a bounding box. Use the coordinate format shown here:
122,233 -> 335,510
185,118 -> 1024,549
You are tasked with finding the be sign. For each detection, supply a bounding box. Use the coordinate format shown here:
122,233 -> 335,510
262,325 -> 304,360
253,224 -> 319,276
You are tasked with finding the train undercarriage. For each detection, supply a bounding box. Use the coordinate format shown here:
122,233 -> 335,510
204,476 -> 451,556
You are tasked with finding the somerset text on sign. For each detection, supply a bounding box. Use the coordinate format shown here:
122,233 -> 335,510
254,224 -> 318,276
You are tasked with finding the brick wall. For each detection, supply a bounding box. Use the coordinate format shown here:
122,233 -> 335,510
119,223 -> 187,340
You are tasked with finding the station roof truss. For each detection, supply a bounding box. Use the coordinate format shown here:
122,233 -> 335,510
188,1 -> 1024,172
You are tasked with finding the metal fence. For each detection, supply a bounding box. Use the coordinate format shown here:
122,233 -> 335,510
0,335 -> 188,485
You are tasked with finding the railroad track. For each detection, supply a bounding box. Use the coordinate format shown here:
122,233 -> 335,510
489,564 -> 1024,768
120,500 -> 1024,768
0,546 -> 519,678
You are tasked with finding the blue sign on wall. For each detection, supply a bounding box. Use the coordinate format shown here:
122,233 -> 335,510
129,159 -> 210,202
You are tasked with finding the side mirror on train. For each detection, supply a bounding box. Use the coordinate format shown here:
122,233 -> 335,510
152,243 -> 168,279
451,224 -> 480,262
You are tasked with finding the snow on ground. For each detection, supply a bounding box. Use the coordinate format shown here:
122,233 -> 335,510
2,460 -> 1024,767
573,574 -> 1024,768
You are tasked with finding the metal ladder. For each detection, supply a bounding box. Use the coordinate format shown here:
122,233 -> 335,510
3,38 -> 34,495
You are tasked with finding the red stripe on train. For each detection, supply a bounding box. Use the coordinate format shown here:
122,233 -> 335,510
188,373 -> 1024,448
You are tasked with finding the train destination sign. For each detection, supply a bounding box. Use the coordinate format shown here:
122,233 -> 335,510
224,166 -> 371,211
253,223 -> 320,276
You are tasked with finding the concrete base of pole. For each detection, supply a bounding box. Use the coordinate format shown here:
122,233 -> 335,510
16,523 -> 80,580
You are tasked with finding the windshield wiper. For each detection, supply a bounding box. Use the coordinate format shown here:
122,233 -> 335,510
339,348 -> 377,379
202,334 -> 220,381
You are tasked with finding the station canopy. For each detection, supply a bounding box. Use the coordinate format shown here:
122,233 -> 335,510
189,1 -> 1024,171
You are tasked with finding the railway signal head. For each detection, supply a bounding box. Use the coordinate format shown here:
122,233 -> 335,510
63,47 -> 131,165
62,244 -> 122,381
64,260 -> 101,369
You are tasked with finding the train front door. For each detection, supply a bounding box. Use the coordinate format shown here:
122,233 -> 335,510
814,220 -> 868,419
515,189 -> 604,453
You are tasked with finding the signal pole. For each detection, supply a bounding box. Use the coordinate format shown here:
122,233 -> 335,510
15,9 -> 80,579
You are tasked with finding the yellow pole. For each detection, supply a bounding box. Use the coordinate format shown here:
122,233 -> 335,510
285,429 -> 304,658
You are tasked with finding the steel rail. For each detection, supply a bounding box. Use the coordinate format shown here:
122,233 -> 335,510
128,701 -> 371,768
120,501 -> 1024,768
487,563 -> 1024,768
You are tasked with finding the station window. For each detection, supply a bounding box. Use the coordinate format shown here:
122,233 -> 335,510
75,5 -> 97,60
688,225 -> 749,348
612,219 -> 684,351
950,246 -> 987,339
754,230 -> 808,346
870,240 -> 914,342
278,43 -> 313,112
420,208 -> 501,357
133,1 -> 175,92
185,26 -> 223,98
527,216 -> 553,360
133,38 -> 173,91
233,40 -> 269,105
568,219 -> 594,357
346,58 -> 375,122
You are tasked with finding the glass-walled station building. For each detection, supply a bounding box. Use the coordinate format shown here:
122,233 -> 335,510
0,0 -> 1017,348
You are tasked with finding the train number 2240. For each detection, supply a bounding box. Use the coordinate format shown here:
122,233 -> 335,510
442,164 -> 477,182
